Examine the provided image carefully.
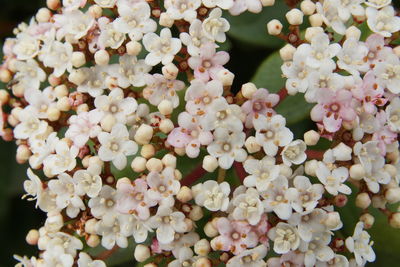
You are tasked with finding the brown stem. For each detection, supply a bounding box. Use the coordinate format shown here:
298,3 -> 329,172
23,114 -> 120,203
96,245 -> 119,261
277,87 -> 288,105
306,149 -> 325,160
233,162 -> 247,183
180,164 -> 207,186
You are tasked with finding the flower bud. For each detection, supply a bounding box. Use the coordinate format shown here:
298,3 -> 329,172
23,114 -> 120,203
131,156 -> 147,172
87,234 -> 100,247
267,19 -> 283,36
241,83 -> 257,99
204,221 -> 218,238
141,144 -> 155,159
126,41 -> 142,56
217,69 -> 234,86
54,84 -> 68,99
177,186 -> 193,203
304,130 -> 320,146
360,213 -> 374,229
71,52 -> 86,68
309,14 -> 323,27
385,187 -> 400,204
332,143 -> 352,161
36,8 -> 52,23
160,119 -> 174,134
390,212 -> 400,229
300,0 -> 316,15
158,99 -> 173,115
95,50 -> 110,66
345,26 -> 361,40
135,124 -> 154,145
47,107 -> 61,121
134,244 -> 151,262
304,159 -> 318,176
195,258 -> 212,267
89,5 -> 103,18
195,239 -> 211,257
174,147 -> 186,156
189,205 -> 204,221
202,155 -> 219,173
146,158 -> 163,172
162,154 -> 177,168
261,0 -> 275,6
101,114 -> 116,132
45,213 -> 63,233
26,229 -> 39,245
162,63 -> 179,80
279,44 -> 296,61
384,164 -> 397,178
159,12 -> 174,27
17,145 -> 31,164
57,96 -> 71,111
0,68 -> 12,83
85,218 -> 98,234
305,27 -> 324,42
349,164 -> 365,180
46,0 -> 60,10
324,212 -> 341,229
69,69 -> 86,85
279,164 -> 293,178
372,195 -> 387,209
245,136 -> 261,153
286,9 -> 304,25
356,193 -> 371,209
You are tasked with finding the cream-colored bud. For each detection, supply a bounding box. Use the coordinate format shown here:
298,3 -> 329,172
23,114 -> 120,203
85,218 -> 98,234
384,164 -> 397,178
159,119 -> 174,134
241,82 -> 257,99
57,96 -> 71,112
89,5 -> 103,18
141,144 -> 155,159
194,258 -> 212,267
305,26 -> 324,42
126,41 -> 142,56
77,103 -> 89,114
69,69 -> 86,85
26,229 -> 39,245
131,157 -> 147,173
189,205 -> 204,221
286,9 -> 304,25
360,213 -> 374,229
134,245 -> 151,262
324,212 -> 341,229
300,0 -> 316,15
279,164 -> 293,178
144,264 -> 157,267
304,130 -> 320,146
356,193 -> 371,209
174,147 -> 186,156
346,26 -> 361,40
261,0 -> 275,6
48,74 -> 61,86
372,195 -> 387,209
54,84 -> 68,99
195,239 -> 211,257
146,158 -> 163,172
36,8 -> 52,23
245,136 -> 261,154
177,186 -> 193,203
279,44 -> 296,61
16,145 -> 31,164
174,169 -> 182,180
385,187 -> 400,204
309,14 -> 323,27
45,213 -> 63,233
95,50 -> 110,66
204,221 -> 218,238
349,164 -> 365,180
162,63 -> 179,80
81,155 -> 91,168
87,234 -> 100,247
162,154 -> 177,168
267,19 -> 283,36
101,114 -> 116,132
217,69 -> 235,86
159,12 -> 174,27
390,213 -> 400,228
46,0 -> 60,10
304,159 -> 318,176
71,52 -> 86,68
202,155 -> 219,173
134,124 -> 154,145
332,143 -> 352,161
7,114 -> 19,127
12,83 -> 25,97
47,107 -> 61,121
158,99 -> 173,115
0,68 -> 12,83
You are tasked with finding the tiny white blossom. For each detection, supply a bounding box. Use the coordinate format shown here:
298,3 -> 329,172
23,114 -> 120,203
192,181 -> 230,211
345,222 -> 376,266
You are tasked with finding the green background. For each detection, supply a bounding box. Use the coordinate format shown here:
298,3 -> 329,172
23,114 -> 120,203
0,0 -> 399,266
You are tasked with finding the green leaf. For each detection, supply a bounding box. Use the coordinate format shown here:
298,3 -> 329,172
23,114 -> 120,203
251,52 -> 313,125
224,2 -> 289,48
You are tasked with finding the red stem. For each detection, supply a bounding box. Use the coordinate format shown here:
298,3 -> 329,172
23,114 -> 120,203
180,164 -> 207,186
306,150 -> 325,160
234,162 -> 247,183
96,245 -> 119,261
277,87 -> 288,105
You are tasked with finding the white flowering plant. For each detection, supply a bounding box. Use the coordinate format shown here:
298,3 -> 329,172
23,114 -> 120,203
1,0 -> 400,266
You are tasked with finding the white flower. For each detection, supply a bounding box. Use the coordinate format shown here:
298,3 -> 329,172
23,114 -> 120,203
98,20 -> 126,49
268,222 -> 300,254
29,132 -> 59,169
202,8 -> 230,42
353,141 -> 384,174
13,33 -> 40,60
281,140 -> 307,166
54,10 -> 95,40
65,110 -> 103,148
227,245 -> 268,267
199,101 -> 244,132
77,252 -> 106,267
316,0 -> 348,35
337,38 -> 369,77
118,55 -> 152,88
147,167 -> 181,206
95,0 -> 116,8
386,97 -> 400,132
98,123 -> 138,170
207,128 -> 247,169
366,6 -> 400,37
13,112 -> 48,141
96,214 -> 132,249
74,164 -> 103,198
362,167 -> 391,193
316,162 -> 352,195
287,176 -> 324,214
147,206 -> 187,244
262,176 -> 293,220
24,87 -> 57,119
88,185 -> 118,226
192,181 -> 230,211
365,0 -> 392,8
243,156 -> 280,192
43,140 -> 79,177
345,222 -> 376,266
40,41 -> 73,77
48,173 -> 85,218
281,52 -> 311,95
168,247 -> 197,267
143,73 -> 185,108
299,232 -> 334,267
143,28 -> 182,66
113,2 -> 157,41
13,59 -> 46,90
23,169 -> 43,208
373,55 -> 400,94
288,209 -> 329,242
180,19 -> 209,56
254,114 -> 293,157
165,0 -> 201,22
94,88 -> 137,124
231,186 -> 264,225
202,0 -> 234,9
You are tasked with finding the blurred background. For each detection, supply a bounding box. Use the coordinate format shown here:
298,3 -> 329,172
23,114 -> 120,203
0,0 -> 399,266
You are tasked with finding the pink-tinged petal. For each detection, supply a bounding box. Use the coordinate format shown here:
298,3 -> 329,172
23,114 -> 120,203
188,56 -> 202,69
198,131 -> 213,145
339,107 -> 357,121
323,115 -> 342,133
194,68 -> 211,82
212,51 -> 229,65
200,43 -> 216,59
216,218 -> 233,235
186,140 -> 200,158
211,235 -> 232,251
167,128 -> 192,148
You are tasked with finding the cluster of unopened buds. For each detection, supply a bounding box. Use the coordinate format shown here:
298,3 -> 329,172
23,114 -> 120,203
1,0 -> 399,266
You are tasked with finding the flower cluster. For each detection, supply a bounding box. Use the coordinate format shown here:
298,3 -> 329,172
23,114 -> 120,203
1,0 -> 400,266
